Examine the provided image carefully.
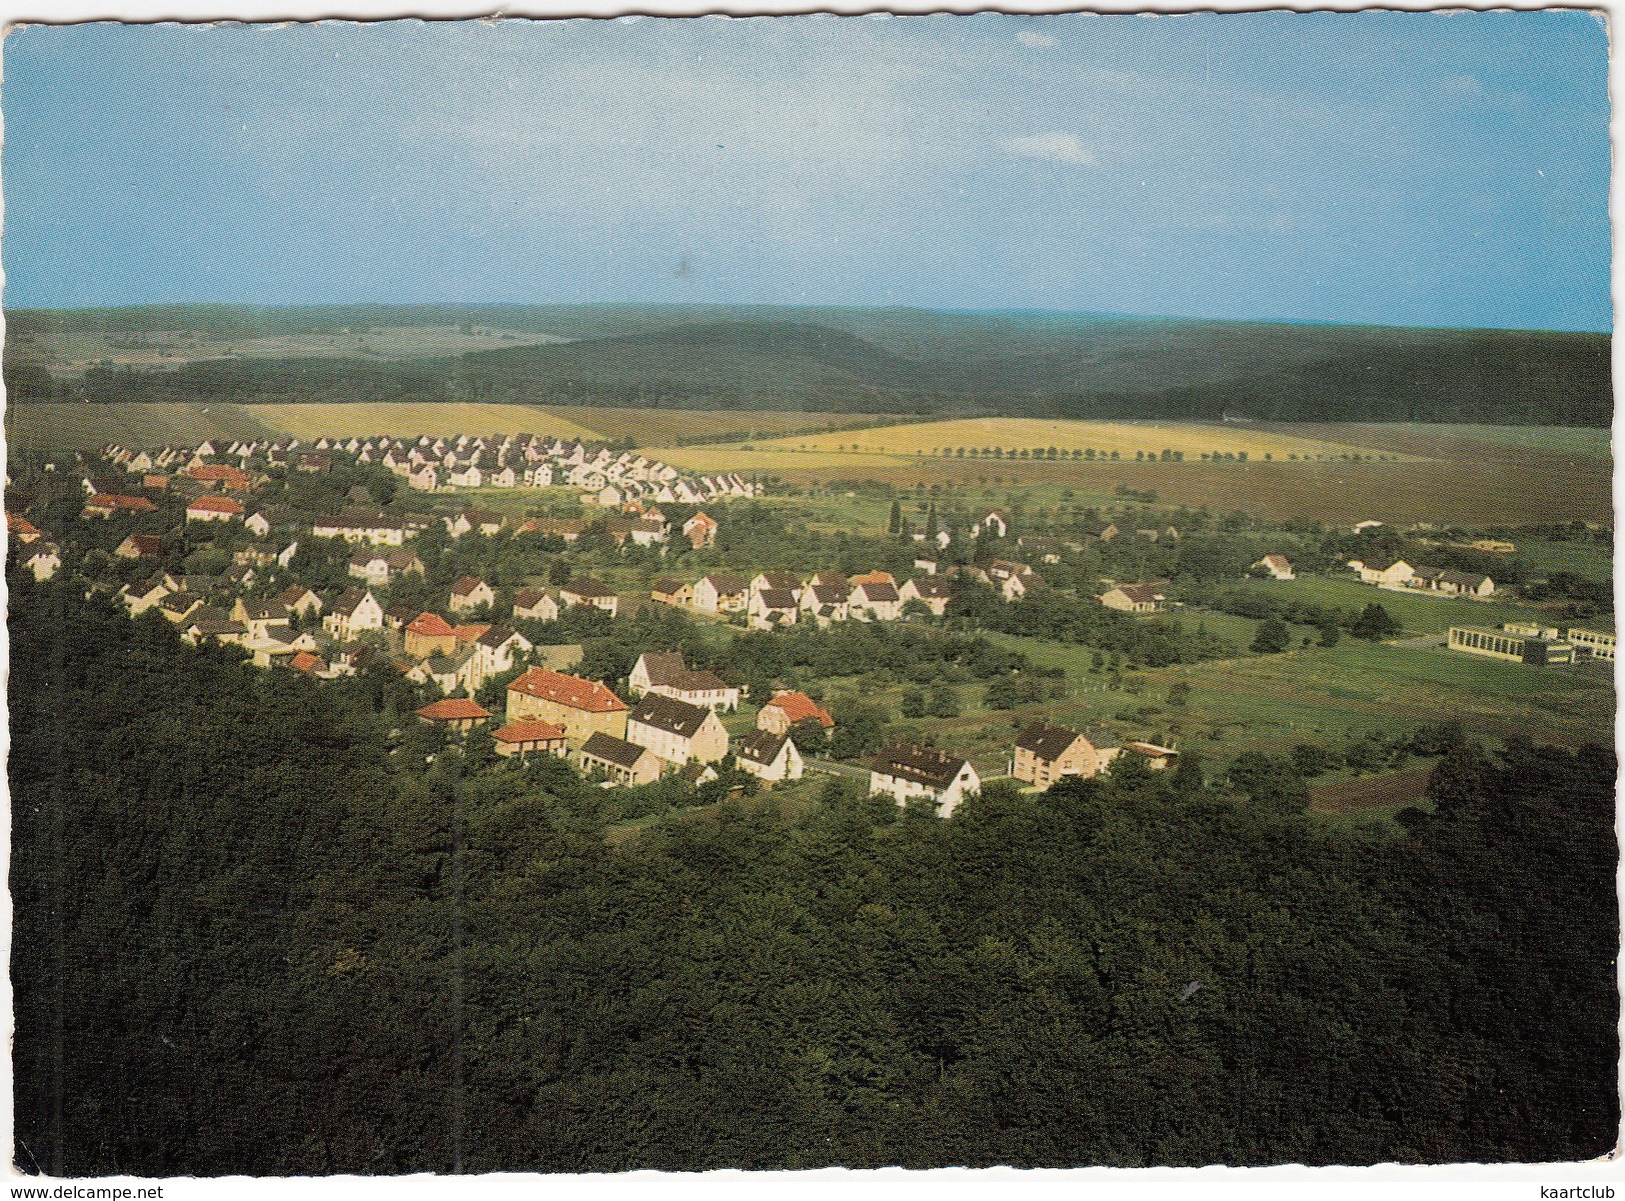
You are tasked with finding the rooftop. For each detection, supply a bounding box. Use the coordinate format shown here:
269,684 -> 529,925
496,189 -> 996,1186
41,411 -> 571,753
629,693 -> 712,739
580,731 -> 653,770
508,668 -> 628,713
492,719 -> 567,745
870,743 -> 971,790
417,698 -> 491,722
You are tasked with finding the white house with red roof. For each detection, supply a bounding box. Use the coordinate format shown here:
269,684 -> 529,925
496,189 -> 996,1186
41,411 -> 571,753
757,691 -> 834,739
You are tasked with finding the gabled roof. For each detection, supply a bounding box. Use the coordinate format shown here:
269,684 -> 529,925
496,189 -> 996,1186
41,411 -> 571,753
1122,741 -> 1177,759
1416,567 -> 1490,588
492,719 -> 567,745
120,533 -> 165,556
1107,583 -> 1164,605
331,588 -> 371,615
667,668 -> 730,693
450,575 -> 489,596
854,581 -> 900,603
906,577 -> 955,599
475,624 -> 521,648
651,577 -> 689,595
562,577 -> 616,599
808,584 -> 847,606
628,693 -> 711,739
701,572 -> 749,593
240,600 -> 291,621
756,588 -> 798,610
512,587 -> 553,610
755,571 -> 800,591
407,612 -> 456,638
737,729 -> 789,766
765,691 -> 834,727
637,652 -> 688,687
417,698 -> 491,722
580,731 -> 653,770
87,493 -> 158,512
508,668 -> 628,712
422,649 -> 473,674
870,743 -> 972,790
1015,723 -> 1089,762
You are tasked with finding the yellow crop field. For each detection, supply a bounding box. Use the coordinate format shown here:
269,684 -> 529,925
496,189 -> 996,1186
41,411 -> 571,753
652,447 -> 906,477
542,406 -> 906,445
7,400 -> 911,452
736,417 -> 1409,461
245,403 -> 606,442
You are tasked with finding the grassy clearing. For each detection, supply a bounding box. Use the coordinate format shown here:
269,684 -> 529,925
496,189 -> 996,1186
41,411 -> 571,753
1165,607 -> 1274,649
1303,423 -> 1613,458
21,324 -> 568,372
1512,539 -> 1614,583
604,783 -> 824,846
644,445 -> 1611,527
1308,766 -> 1434,815
1151,641 -> 1613,756
1225,576 -> 1553,635
6,402 -> 283,452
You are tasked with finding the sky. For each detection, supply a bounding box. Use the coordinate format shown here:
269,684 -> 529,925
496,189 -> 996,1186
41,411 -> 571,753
1,12 -> 1611,331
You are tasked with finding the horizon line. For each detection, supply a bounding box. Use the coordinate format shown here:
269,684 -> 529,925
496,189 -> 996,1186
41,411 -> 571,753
3,299 -> 1610,339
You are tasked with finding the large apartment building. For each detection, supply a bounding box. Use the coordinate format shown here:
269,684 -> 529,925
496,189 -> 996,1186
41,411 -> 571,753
505,668 -> 629,744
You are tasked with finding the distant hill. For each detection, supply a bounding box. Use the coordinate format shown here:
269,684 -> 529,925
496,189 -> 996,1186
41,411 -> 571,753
5,303 -> 1610,426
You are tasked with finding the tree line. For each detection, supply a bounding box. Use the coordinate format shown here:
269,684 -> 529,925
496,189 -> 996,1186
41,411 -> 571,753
13,574 -> 1614,1174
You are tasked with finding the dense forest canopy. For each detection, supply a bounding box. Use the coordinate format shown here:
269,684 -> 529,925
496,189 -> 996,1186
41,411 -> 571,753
10,576 -> 1617,1174
7,304 -> 1610,426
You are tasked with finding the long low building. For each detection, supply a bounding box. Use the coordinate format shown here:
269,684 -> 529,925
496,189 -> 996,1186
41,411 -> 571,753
1447,625 -> 1576,666
1565,625 -> 1616,662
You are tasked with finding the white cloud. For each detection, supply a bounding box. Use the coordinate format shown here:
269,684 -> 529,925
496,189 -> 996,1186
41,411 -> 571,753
1003,131 -> 1097,167
1016,31 -> 1058,49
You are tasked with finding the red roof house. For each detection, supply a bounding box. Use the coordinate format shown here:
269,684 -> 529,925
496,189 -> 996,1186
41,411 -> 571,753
416,698 -> 492,730
758,690 -> 835,737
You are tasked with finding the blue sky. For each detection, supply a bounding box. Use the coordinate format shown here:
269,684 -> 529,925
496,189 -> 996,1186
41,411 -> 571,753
2,13 -> 1610,331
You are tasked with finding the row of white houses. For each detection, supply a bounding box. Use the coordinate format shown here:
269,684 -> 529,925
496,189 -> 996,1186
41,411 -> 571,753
100,432 -> 758,508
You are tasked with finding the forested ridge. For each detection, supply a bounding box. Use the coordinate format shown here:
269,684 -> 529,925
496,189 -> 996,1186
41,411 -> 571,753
7,306 -> 1610,426
10,577 -> 1618,1174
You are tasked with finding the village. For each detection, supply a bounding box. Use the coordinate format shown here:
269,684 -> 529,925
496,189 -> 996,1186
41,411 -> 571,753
4,428 -> 1613,819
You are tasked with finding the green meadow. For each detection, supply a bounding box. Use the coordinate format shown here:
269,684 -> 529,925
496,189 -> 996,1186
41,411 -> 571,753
1223,576 -> 1554,635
